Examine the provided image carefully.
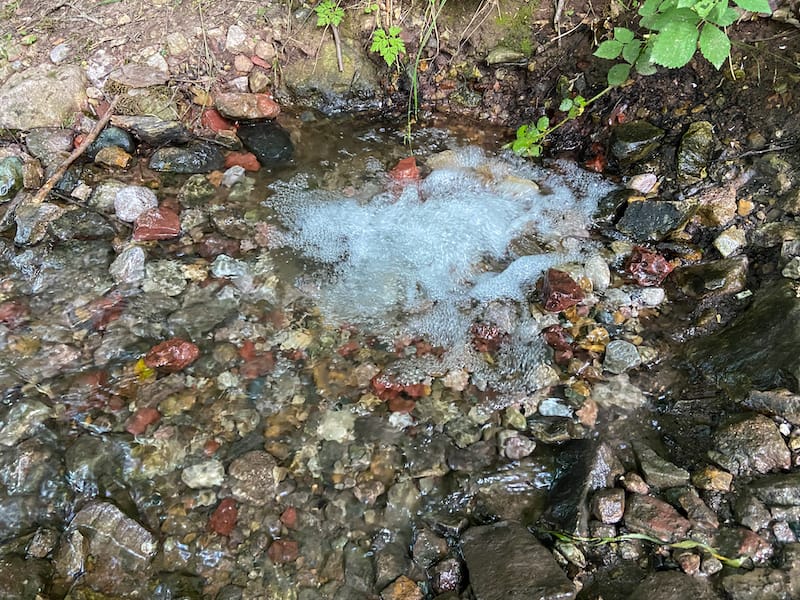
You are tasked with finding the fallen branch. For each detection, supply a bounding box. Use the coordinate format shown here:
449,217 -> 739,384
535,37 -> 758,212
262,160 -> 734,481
331,24 -> 344,72
30,95 -> 120,206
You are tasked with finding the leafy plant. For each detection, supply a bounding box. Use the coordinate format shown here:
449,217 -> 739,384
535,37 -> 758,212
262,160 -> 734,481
540,529 -> 750,569
315,0 -> 344,27
506,87 -> 613,157
371,26 -> 406,67
596,0 -> 773,84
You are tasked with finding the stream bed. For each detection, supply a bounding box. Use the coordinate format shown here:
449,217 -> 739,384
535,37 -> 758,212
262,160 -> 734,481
1,114 -> 800,600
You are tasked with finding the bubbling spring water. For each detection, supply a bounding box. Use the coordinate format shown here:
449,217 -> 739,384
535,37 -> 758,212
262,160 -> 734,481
265,146 -> 618,393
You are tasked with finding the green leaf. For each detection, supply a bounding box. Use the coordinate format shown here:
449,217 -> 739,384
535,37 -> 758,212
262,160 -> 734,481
706,4 -> 740,24
692,0 -> 719,18
635,48 -> 658,75
389,25 -> 402,36
607,63 -> 632,86
622,39 -> 643,63
639,0 -> 665,16
614,27 -> 635,43
732,0 -> 771,12
651,21 -> 700,68
536,116 -> 550,131
699,22 -> 731,68
675,0 -> 695,7
594,39 -> 624,59
640,7 -> 699,30
559,98 -> 574,111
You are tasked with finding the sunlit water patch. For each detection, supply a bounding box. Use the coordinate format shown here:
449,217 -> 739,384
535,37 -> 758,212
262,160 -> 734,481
266,146 -> 618,395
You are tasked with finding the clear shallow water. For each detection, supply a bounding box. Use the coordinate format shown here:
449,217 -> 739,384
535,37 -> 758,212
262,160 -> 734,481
0,118 -> 632,598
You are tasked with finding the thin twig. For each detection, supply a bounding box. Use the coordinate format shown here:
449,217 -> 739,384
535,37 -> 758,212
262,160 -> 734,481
331,24 -> 344,72
30,96 -> 120,206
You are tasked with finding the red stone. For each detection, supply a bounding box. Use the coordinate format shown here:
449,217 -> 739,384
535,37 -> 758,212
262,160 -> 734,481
280,506 -> 298,529
372,374 -> 428,402
388,397 -> 416,413
471,322 -> 507,353
584,143 -> 607,173
204,439 -> 221,456
389,156 -> 419,183
239,340 -> 257,361
125,407 -> 161,435
542,324 -> 574,365
240,352 -> 275,379
268,539 -> 299,564
144,338 -> 200,372
626,246 -> 674,286
197,235 -> 241,259
210,498 -> 238,536
251,55 -> 271,69
255,94 -> 280,118
202,108 -> 235,133
224,151 -> 260,172
133,207 -> 181,241
0,300 -> 29,329
337,340 -> 360,357
540,269 -> 585,312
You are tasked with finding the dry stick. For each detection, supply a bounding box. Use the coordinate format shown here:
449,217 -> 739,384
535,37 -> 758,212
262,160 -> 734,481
331,24 -> 344,72
30,96 -> 120,206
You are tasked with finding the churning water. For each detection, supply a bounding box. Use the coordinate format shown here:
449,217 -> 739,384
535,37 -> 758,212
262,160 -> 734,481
266,146 -> 618,392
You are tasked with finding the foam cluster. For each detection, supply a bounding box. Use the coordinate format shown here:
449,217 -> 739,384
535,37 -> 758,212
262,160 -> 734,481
266,147 -> 617,391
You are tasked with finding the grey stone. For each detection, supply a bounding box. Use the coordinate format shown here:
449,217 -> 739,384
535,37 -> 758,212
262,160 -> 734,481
744,389 -> 800,424
412,528 -> 448,569
630,571 -> 721,600
149,143 -> 226,174
49,208 -> 116,241
672,256 -> 748,298
0,156 -> 23,201
344,542 -> 375,593
461,521 -> 575,600
280,39 -> 381,114
635,445 -> 690,489
748,472 -> 800,506
0,64 -> 87,130
25,128 -> 74,163
431,557 -> 463,594
111,115 -> 191,146
664,486 -> 719,530
610,121 -> 664,165
603,340 -> 642,374
143,260 -> 187,297
541,440 -> 623,536
714,226 -> 747,257
733,491 -> 773,531
109,245 -> 146,284
54,502 -> 157,595
783,256 -> 800,279
590,488 -> 625,524
722,568 -> 797,600
616,200 -> 688,241
228,450 -> 278,505
711,414 -> 790,476
182,460 -> 225,489
591,374 -> 648,411
114,185 -> 158,222
167,283 -> 239,340
14,202 -> 64,245
0,400 -> 52,447
677,121 -> 715,184
686,280 -> 800,392
0,556 -> 49,598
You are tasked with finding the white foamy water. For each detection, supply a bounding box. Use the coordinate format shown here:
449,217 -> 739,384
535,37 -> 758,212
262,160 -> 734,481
266,146 -> 617,391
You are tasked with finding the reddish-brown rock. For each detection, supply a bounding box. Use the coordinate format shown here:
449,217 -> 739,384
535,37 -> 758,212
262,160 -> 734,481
133,207 -> 181,241
201,108 -> 235,133
214,92 -> 280,120
626,246 -> 675,286
0,300 -> 29,329
390,156 -> 419,183
144,338 -> 200,372
125,407 -> 161,435
209,498 -> 238,536
267,539 -> 299,564
471,322 -> 507,353
624,493 -> 691,542
224,151 -> 260,172
280,506 -> 298,529
540,269 -> 585,312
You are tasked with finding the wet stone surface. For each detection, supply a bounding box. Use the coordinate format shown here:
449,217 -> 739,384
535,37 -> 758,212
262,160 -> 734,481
0,110 -> 799,599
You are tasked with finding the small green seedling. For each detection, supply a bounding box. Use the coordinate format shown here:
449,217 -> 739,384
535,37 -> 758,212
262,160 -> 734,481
371,26 -> 406,67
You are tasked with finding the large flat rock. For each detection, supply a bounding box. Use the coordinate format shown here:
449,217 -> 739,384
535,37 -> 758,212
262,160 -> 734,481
0,64 -> 87,130
461,521 -> 575,600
